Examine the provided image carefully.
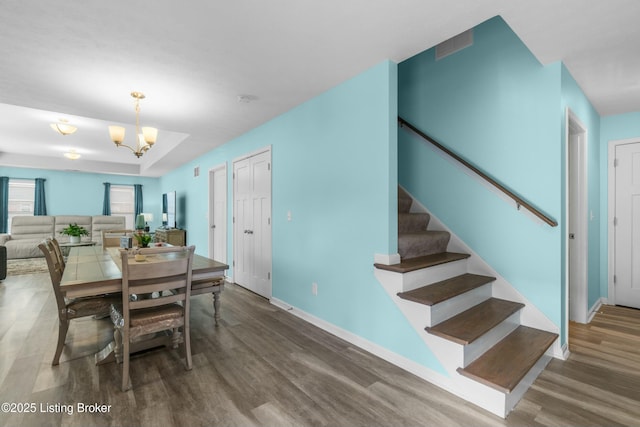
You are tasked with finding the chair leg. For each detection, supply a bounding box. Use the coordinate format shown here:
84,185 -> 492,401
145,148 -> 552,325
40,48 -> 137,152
52,319 -> 69,366
121,338 -> 131,392
184,323 -> 192,371
113,327 -> 123,364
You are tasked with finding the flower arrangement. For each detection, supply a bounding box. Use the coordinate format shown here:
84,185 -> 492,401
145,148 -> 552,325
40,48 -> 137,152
133,232 -> 152,248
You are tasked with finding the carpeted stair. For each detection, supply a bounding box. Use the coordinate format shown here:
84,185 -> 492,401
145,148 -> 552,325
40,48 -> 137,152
397,187 -> 451,259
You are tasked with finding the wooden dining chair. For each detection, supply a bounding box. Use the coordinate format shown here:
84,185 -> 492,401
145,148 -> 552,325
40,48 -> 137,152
48,237 -> 65,272
38,240 -> 120,365
112,245 -> 195,391
101,229 -> 134,248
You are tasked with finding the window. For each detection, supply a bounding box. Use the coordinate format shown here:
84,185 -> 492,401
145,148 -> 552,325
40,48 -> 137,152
7,179 -> 35,231
110,185 -> 135,229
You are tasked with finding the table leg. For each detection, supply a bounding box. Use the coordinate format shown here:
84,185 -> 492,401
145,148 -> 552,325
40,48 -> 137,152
213,291 -> 221,326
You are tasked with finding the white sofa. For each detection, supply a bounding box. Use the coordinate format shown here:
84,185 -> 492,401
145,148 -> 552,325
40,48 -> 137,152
0,215 -> 126,259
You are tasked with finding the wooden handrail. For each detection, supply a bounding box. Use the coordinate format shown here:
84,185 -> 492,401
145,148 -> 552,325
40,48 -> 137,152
398,117 -> 558,227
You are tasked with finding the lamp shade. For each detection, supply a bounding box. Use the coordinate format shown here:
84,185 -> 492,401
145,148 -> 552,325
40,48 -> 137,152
135,214 -> 145,230
109,126 -> 125,144
142,213 -> 153,222
142,127 -> 158,145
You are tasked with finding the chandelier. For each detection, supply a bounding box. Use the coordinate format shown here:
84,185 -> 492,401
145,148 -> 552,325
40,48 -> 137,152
108,91 -> 158,158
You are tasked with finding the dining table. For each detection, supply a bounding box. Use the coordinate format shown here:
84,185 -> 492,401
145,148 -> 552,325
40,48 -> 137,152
60,245 -> 228,364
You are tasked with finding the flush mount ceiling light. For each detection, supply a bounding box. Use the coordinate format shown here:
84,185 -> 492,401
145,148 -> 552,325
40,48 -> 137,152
63,149 -> 81,160
50,118 -> 77,136
108,91 -> 158,158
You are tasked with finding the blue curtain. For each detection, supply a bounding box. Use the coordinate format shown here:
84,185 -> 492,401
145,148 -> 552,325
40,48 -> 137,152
134,184 -> 143,217
0,177 -> 8,233
102,182 -> 111,215
34,178 -> 47,215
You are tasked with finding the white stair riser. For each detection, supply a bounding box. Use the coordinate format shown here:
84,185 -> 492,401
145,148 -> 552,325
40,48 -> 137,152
462,311 -> 521,367
400,259 -> 468,292
428,284 -> 491,327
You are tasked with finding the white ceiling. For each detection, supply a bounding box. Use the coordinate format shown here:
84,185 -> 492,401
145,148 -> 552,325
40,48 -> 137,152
1,0 -> 639,177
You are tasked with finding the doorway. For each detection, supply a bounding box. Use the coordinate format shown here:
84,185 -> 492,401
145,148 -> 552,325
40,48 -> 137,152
208,163 -> 227,264
566,109 -> 588,324
233,147 -> 272,299
608,139 -> 640,309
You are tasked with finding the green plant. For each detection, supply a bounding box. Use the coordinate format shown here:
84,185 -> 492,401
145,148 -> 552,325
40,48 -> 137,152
133,232 -> 152,248
60,223 -> 89,237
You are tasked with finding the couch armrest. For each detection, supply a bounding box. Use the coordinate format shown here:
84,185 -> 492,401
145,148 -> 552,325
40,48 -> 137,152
0,234 -> 11,245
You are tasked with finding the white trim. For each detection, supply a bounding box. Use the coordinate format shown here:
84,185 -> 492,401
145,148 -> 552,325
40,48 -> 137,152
587,297 -> 604,323
374,253 -> 400,265
208,163 -> 227,263
565,108 -> 589,327
608,137 -> 640,305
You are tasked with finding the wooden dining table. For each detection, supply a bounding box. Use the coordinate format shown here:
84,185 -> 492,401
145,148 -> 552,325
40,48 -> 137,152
60,245 -> 228,364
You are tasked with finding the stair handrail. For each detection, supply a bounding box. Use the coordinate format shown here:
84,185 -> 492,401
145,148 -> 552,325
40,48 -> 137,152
398,117 -> 558,227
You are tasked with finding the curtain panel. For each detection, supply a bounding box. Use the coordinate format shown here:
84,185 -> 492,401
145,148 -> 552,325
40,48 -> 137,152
34,178 -> 47,215
0,177 -> 8,233
134,184 -> 143,217
102,182 -> 111,215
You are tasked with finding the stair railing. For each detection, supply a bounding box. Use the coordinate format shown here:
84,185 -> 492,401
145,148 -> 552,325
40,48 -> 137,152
398,117 -> 558,227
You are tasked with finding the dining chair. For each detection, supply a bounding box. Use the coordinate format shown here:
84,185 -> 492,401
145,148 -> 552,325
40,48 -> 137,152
48,237 -> 65,272
101,229 -> 134,248
112,245 -> 195,391
38,240 -> 120,366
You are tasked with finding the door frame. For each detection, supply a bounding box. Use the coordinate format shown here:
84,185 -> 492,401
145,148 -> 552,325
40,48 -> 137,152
564,108 -> 588,327
208,162 -> 227,264
608,137 -> 640,305
232,145 -> 272,298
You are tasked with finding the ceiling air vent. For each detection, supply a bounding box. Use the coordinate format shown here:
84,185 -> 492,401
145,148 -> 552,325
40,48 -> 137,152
435,29 -> 473,60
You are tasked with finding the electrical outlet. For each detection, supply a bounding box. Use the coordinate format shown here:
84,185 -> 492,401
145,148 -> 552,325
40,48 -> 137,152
312,282 -> 318,296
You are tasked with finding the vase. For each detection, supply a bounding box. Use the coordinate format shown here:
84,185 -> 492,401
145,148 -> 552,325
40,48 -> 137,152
69,235 -> 81,244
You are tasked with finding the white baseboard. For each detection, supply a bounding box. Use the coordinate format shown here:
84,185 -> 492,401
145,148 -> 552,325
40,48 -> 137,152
587,297 -> 605,323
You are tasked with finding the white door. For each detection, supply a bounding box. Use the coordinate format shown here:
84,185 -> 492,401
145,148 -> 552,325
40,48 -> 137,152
568,126 -> 588,323
614,142 -> 640,308
233,149 -> 272,298
208,165 -> 227,263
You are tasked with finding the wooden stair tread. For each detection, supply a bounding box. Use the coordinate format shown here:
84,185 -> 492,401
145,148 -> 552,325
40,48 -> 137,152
396,273 -> 494,306
457,326 -> 558,393
426,298 -> 524,344
374,252 -> 470,273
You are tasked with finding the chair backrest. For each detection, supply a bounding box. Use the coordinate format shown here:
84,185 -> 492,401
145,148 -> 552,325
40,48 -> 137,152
102,229 -> 134,248
38,239 -> 66,315
119,245 -> 195,324
49,237 -> 65,271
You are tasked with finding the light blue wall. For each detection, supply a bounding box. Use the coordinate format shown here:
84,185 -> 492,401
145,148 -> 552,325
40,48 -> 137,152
560,65 -> 601,313
160,61 -> 444,371
398,17 -> 565,340
0,166 -> 162,229
600,112 -> 640,298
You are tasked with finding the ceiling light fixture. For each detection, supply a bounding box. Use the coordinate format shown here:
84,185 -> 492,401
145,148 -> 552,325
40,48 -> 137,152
50,119 -> 77,136
108,91 -> 158,158
64,150 -> 81,160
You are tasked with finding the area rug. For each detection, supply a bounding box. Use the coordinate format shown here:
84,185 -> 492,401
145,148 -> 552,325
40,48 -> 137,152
6,257 -> 49,276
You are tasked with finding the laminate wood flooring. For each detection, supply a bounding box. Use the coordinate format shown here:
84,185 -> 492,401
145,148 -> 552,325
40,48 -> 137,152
1,272 -> 639,426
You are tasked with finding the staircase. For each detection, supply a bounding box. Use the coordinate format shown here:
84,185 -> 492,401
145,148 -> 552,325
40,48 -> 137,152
374,187 -> 558,417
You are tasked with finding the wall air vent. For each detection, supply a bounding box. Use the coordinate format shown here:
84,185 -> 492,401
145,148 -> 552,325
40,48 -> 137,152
435,29 -> 473,60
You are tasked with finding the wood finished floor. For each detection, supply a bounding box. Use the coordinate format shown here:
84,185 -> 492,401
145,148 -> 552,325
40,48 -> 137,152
1,272 -> 639,427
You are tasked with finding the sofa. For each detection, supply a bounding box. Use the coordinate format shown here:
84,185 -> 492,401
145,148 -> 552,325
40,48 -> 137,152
0,215 -> 126,259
